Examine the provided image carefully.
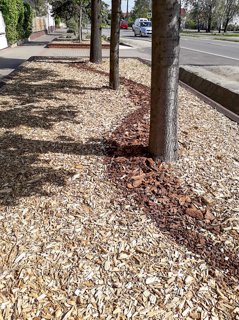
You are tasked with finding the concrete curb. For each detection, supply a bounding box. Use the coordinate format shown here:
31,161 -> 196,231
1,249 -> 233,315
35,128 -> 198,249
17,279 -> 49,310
137,58 -> 239,123
179,67 -> 239,116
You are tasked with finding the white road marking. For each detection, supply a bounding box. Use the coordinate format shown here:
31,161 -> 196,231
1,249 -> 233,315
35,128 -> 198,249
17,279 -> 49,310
181,46 -> 239,61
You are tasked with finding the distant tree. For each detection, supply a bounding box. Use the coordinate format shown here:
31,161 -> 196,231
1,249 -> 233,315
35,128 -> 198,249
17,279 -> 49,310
186,0 -> 220,32
189,0 -> 205,31
130,0 -> 150,21
51,0 -> 78,23
29,0 -> 48,16
101,1 -> 110,25
148,0 -> 180,161
110,0 -> 121,89
51,0 -> 90,41
90,0 -> 102,63
222,0 -> 239,32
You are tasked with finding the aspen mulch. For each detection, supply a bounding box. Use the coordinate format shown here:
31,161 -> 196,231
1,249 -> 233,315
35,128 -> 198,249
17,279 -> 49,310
0,57 -> 238,319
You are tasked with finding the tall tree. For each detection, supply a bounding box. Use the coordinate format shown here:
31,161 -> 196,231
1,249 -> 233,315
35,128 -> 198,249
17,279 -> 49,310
110,0 -> 121,89
148,0 -> 180,162
51,0 -> 85,42
130,0 -> 150,20
90,0 -> 102,63
29,0 -> 48,16
223,0 -> 239,32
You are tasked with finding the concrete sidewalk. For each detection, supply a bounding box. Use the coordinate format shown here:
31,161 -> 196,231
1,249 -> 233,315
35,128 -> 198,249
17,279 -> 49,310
0,31 -> 62,80
0,29 -> 148,80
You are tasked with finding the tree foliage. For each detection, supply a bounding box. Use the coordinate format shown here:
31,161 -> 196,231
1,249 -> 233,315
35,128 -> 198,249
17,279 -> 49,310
186,0 -> 239,32
0,0 -> 33,45
130,0 -> 150,22
51,0 -> 109,25
51,0 -> 80,22
28,0 -> 48,16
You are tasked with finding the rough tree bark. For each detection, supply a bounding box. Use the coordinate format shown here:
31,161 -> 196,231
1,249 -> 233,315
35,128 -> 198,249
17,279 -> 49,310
78,6 -> 82,42
110,0 -> 121,89
148,0 -> 180,162
90,0 -> 102,63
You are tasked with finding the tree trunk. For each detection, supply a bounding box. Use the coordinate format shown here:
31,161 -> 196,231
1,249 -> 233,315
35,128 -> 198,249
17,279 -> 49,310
110,0 -> 121,89
90,0 -> 102,63
207,6 -> 212,32
197,1 -> 200,33
148,0 -> 180,162
224,18 -> 229,32
197,14 -> 200,32
78,6 -> 82,42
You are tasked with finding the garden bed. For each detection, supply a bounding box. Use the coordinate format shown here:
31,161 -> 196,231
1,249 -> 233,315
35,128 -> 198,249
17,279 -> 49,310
0,57 -> 238,319
48,39 -> 110,49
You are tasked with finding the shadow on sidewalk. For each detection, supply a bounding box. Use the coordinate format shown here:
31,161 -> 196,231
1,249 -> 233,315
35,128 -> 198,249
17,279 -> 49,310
21,41 -> 49,47
0,57 -> 26,70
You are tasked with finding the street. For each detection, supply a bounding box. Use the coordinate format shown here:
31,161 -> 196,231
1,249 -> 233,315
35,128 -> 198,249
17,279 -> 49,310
102,28 -> 239,66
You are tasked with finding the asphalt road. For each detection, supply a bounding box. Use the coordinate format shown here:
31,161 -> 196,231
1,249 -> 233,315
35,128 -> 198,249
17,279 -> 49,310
102,28 -> 239,66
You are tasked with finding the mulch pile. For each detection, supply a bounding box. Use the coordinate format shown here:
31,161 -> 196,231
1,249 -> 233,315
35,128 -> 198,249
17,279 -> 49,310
71,61 -> 239,279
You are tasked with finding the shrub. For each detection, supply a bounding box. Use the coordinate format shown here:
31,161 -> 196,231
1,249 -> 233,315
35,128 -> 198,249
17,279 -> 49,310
227,24 -> 239,31
0,0 -> 18,44
66,18 -> 78,35
0,0 -> 33,45
185,19 -> 197,29
16,0 -> 24,39
55,17 -> 61,28
23,2 -> 33,38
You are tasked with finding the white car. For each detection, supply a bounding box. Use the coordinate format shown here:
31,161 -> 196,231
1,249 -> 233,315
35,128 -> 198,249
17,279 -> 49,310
134,21 -> 152,37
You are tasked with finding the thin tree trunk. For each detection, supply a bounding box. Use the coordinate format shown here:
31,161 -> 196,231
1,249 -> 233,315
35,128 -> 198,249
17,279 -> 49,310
197,14 -> 200,32
110,0 -> 121,89
224,18 -> 229,32
197,1 -> 200,33
207,7 -> 212,32
90,0 -> 102,63
78,7 -> 82,42
148,0 -> 180,162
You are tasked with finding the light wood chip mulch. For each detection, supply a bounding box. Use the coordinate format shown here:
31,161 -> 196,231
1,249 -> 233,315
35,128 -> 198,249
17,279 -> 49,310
0,58 -> 238,320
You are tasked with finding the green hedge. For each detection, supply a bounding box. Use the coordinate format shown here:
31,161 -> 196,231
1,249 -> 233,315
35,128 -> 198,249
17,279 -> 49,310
0,0 -> 34,45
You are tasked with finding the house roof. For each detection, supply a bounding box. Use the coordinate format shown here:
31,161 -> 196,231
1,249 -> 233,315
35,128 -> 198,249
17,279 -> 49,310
181,8 -> 187,15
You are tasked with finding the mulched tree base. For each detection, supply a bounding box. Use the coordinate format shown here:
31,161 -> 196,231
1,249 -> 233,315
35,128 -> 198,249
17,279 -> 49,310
71,61 -> 239,279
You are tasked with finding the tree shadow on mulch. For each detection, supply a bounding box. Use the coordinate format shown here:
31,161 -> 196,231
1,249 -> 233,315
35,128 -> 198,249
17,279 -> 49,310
0,132 -> 104,206
0,61 -> 110,206
70,62 -> 239,280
